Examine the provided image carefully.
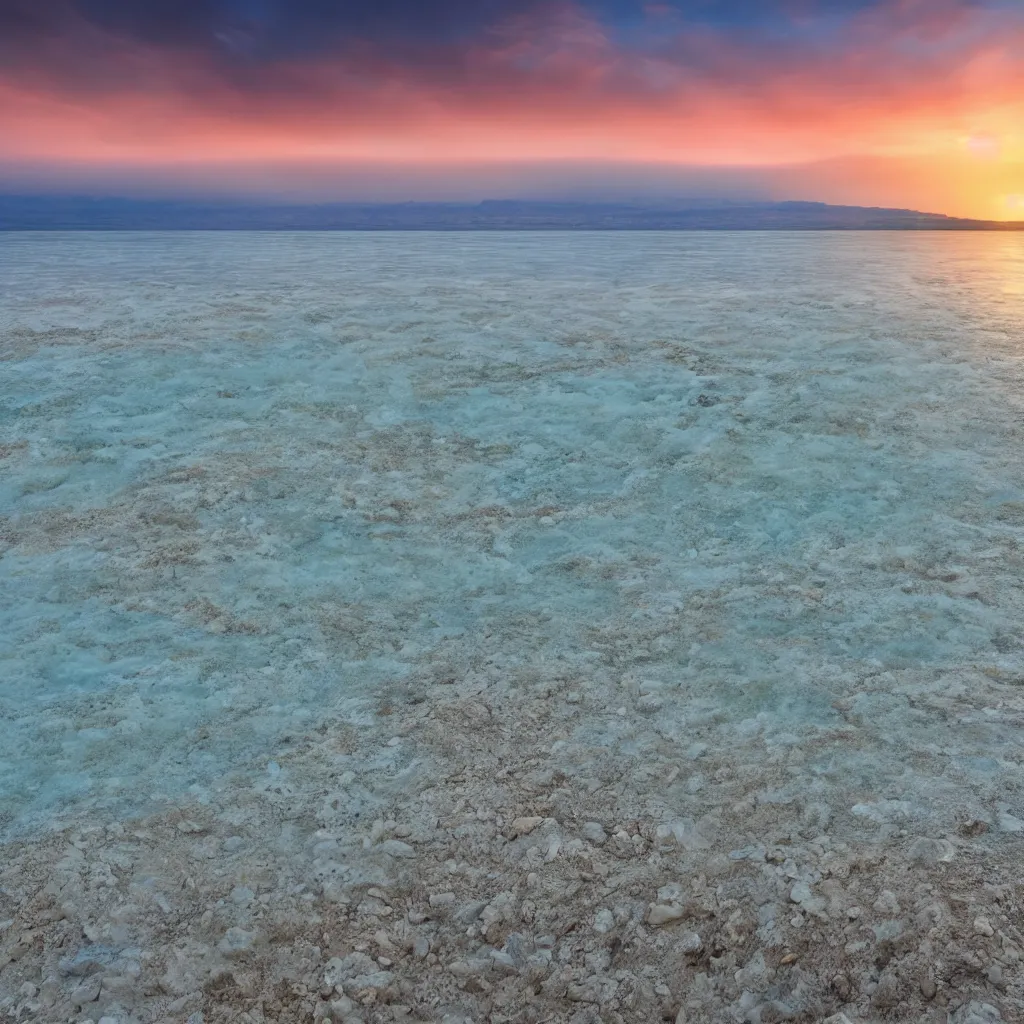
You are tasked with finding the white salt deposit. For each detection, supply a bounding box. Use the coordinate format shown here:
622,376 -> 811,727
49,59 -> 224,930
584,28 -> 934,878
2,231 -> 1024,1023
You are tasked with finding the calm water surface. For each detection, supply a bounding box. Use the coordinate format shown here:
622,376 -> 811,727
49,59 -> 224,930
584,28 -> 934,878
2,231 -> 1024,835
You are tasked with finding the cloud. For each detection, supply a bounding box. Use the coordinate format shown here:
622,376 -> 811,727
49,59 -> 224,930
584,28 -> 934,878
0,0 -> 1021,217
2,0 -> 546,61
0,1 -> 972,67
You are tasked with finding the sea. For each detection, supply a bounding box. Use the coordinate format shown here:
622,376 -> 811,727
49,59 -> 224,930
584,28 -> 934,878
3,231 -> 1024,835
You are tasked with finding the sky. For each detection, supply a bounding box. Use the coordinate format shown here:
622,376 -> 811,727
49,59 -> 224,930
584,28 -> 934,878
1,0 -> 1023,219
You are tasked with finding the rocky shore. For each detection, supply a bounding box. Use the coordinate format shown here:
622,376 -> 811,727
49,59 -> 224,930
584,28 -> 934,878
3,659 -> 1023,1023
4,232 -> 1024,1023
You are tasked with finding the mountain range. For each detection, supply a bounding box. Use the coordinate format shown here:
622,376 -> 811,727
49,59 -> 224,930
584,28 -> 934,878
2,196 -> 1023,231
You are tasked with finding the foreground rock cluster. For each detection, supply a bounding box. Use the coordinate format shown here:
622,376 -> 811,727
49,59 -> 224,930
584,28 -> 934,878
3,667 -> 1023,1023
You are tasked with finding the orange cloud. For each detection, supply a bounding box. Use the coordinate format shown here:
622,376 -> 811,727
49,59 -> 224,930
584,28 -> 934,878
1,0 -> 1023,218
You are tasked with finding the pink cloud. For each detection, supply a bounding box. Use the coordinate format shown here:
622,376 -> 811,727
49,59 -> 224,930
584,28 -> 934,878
1,0 -> 1022,217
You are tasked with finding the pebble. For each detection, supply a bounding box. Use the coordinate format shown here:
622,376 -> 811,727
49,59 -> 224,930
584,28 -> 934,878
952,1002 -> 1003,1024
581,822 -> 607,845
648,904 -> 685,926
654,823 -> 678,850
70,976 -> 101,1006
511,816 -> 544,837
594,909 -> 615,933
728,845 -> 763,861
455,901 -> 488,924
873,890 -> 901,915
231,885 -> 255,906
908,836 -> 955,865
658,883 -> 684,903
790,881 -> 827,919
60,946 -> 121,978
789,882 -> 812,904
377,839 -> 416,858
349,969 -> 394,990
218,927 -> 256,957
429,892 -> 456,907
330,996 -> 356,1018
974,916 -> 995,937
489,950 -> 518,974
997,812 -> 1023,833
322,957 -> 346,992
872,970 -> 904,1008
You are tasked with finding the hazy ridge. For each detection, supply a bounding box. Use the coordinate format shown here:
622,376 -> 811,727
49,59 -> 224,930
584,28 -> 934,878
3,195 -> 1023,230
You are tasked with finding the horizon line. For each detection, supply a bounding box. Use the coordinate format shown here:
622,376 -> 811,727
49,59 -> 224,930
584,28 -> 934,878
3,195 -> 1024,231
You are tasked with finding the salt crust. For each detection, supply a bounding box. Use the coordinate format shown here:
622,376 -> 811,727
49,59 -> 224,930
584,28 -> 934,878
2,232 -> 1024,1022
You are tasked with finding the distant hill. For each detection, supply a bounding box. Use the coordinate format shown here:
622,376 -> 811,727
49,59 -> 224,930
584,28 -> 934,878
2,196 -> 1022,230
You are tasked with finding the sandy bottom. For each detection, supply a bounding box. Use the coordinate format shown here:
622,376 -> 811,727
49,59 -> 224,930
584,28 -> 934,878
3,231 -> 1024,1024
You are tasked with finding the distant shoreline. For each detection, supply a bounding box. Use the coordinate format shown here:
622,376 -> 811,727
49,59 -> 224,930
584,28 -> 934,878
3,197 -> 1023,232
6,227 -> 1024,232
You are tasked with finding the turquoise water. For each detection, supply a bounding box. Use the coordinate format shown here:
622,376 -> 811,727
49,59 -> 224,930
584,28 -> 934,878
2,231 -> 1024,837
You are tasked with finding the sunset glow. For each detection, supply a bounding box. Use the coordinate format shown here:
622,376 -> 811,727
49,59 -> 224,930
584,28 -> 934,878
2,0 -> 1024,218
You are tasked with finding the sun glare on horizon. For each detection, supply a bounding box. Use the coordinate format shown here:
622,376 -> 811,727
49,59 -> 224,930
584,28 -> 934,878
1,0 -> 1024,220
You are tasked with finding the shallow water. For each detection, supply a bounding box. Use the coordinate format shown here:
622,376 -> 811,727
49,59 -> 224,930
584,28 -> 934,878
3,230 -> 1024,839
